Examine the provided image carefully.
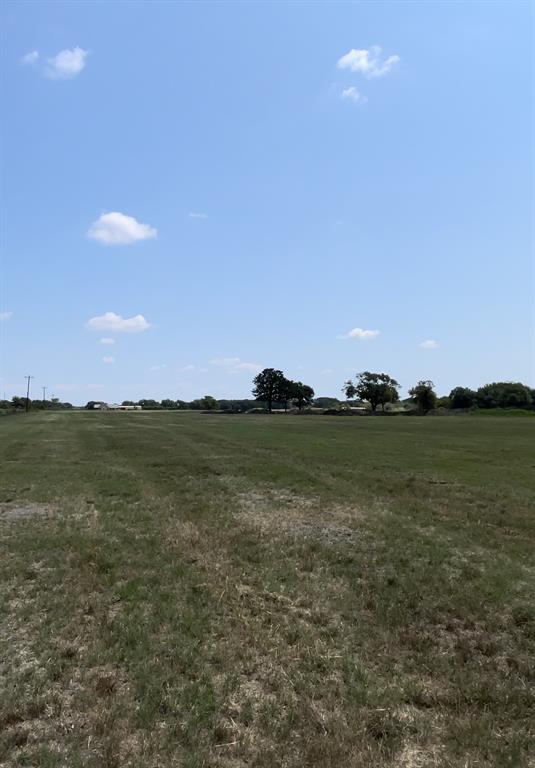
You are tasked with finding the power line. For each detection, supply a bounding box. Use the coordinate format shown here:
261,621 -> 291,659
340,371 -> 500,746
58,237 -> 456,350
24,375 -> 34,413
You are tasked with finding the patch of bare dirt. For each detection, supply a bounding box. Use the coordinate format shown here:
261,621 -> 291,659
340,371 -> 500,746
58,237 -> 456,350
235,488 -> 363,545
0,504 -> 50,521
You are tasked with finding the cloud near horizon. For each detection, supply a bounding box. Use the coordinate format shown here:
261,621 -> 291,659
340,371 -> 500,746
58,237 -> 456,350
87,312 -> 151,333
338,327 -> 380,340
87,212 -> 157,245
45,47 -> 88,79
420,339 -> 439,349
337,46 -> 400,78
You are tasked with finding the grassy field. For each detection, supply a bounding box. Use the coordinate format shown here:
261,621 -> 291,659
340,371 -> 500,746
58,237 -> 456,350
0,411 -> 534,767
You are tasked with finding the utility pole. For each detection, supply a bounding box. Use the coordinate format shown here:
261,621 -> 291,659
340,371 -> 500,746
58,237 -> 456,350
42,386 -> 47,405
24,375 -> 34,413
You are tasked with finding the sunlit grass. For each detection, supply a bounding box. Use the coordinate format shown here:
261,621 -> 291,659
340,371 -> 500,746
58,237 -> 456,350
0,411 -> 533,766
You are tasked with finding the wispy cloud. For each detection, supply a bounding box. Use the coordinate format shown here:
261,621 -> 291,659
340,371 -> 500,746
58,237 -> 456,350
338,327 -> 380,340
210,357 -> 262,374
341,86 -> 367,105
180,364 -> 196,372
337,46 -> 400,78
88,211 -> 157,245
419,339 -> 439,349
149,364 -> 167,371
45,47 -> 88,79
211,357 -> 241,367
21,50 -> 39,66
102,356 -> 115,364
234,362 -> 262,373
87,312 -> 151,333
99,337 -> 115,345
0,311 -> 13,322
188,212 -> 208,219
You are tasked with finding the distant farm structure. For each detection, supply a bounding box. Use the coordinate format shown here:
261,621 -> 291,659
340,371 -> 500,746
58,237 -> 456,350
86,402 -> 142,411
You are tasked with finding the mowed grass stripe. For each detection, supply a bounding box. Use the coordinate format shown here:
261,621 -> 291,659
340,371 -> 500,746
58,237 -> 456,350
0,411 -> 534,767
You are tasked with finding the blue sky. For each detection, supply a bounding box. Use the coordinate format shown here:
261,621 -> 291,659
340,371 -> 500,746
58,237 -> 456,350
1,1 -> 533,404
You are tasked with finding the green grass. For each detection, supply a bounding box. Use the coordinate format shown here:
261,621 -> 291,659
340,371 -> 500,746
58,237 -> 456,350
0,411 -> 534,767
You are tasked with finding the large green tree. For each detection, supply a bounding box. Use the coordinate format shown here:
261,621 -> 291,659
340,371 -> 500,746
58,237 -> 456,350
343,372 -> 400,412
279,378 -> 294,413
449,387 -> 477,409
289,381 -> 315,411
409,380 -> 437,414
252,368 -> 286,412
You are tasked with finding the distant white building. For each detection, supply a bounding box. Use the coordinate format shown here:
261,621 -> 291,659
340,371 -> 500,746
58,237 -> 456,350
88,402 -> 141,411
108,404 -> 142,411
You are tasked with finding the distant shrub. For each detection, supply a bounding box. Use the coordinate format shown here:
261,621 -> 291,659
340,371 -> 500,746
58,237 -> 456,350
313,397 -> 342,409
476,382 -> 532,410
470,408 -> 535,417
449,387 -> 478,409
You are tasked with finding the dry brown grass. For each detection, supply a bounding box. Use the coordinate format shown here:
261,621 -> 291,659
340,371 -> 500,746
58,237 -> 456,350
1,411 -> 534,767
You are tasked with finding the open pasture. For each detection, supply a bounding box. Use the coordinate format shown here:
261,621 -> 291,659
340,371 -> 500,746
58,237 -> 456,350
0,411 -> 534,767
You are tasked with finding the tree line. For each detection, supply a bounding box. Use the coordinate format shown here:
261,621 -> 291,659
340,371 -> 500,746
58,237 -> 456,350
0,397 -> 73,411
4,372 -> 533,414
83,374 -> 535,414
112,370 -> 316,413
342,371 -> 534,413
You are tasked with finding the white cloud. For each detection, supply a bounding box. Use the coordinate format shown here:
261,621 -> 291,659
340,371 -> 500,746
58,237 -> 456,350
234,362 -> 262,373
420,339 -> 439,349
149,364 -> 167,371
21,51 -> 39,65
180,364 -> 196,372
45,47 -> 88,79
338,327 -> 380,340
321,368 -> 334,375
0,311 -> 12,322
189,212 -> 208,219
99,337 -> 115,345
102,356 -> 115,364
337,46 -> 400,78
341,86 -> 367,105
86,312 -> 151,333
211,357 -> 241,367
87,211 -> 157,245
211,357 -> 262,374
